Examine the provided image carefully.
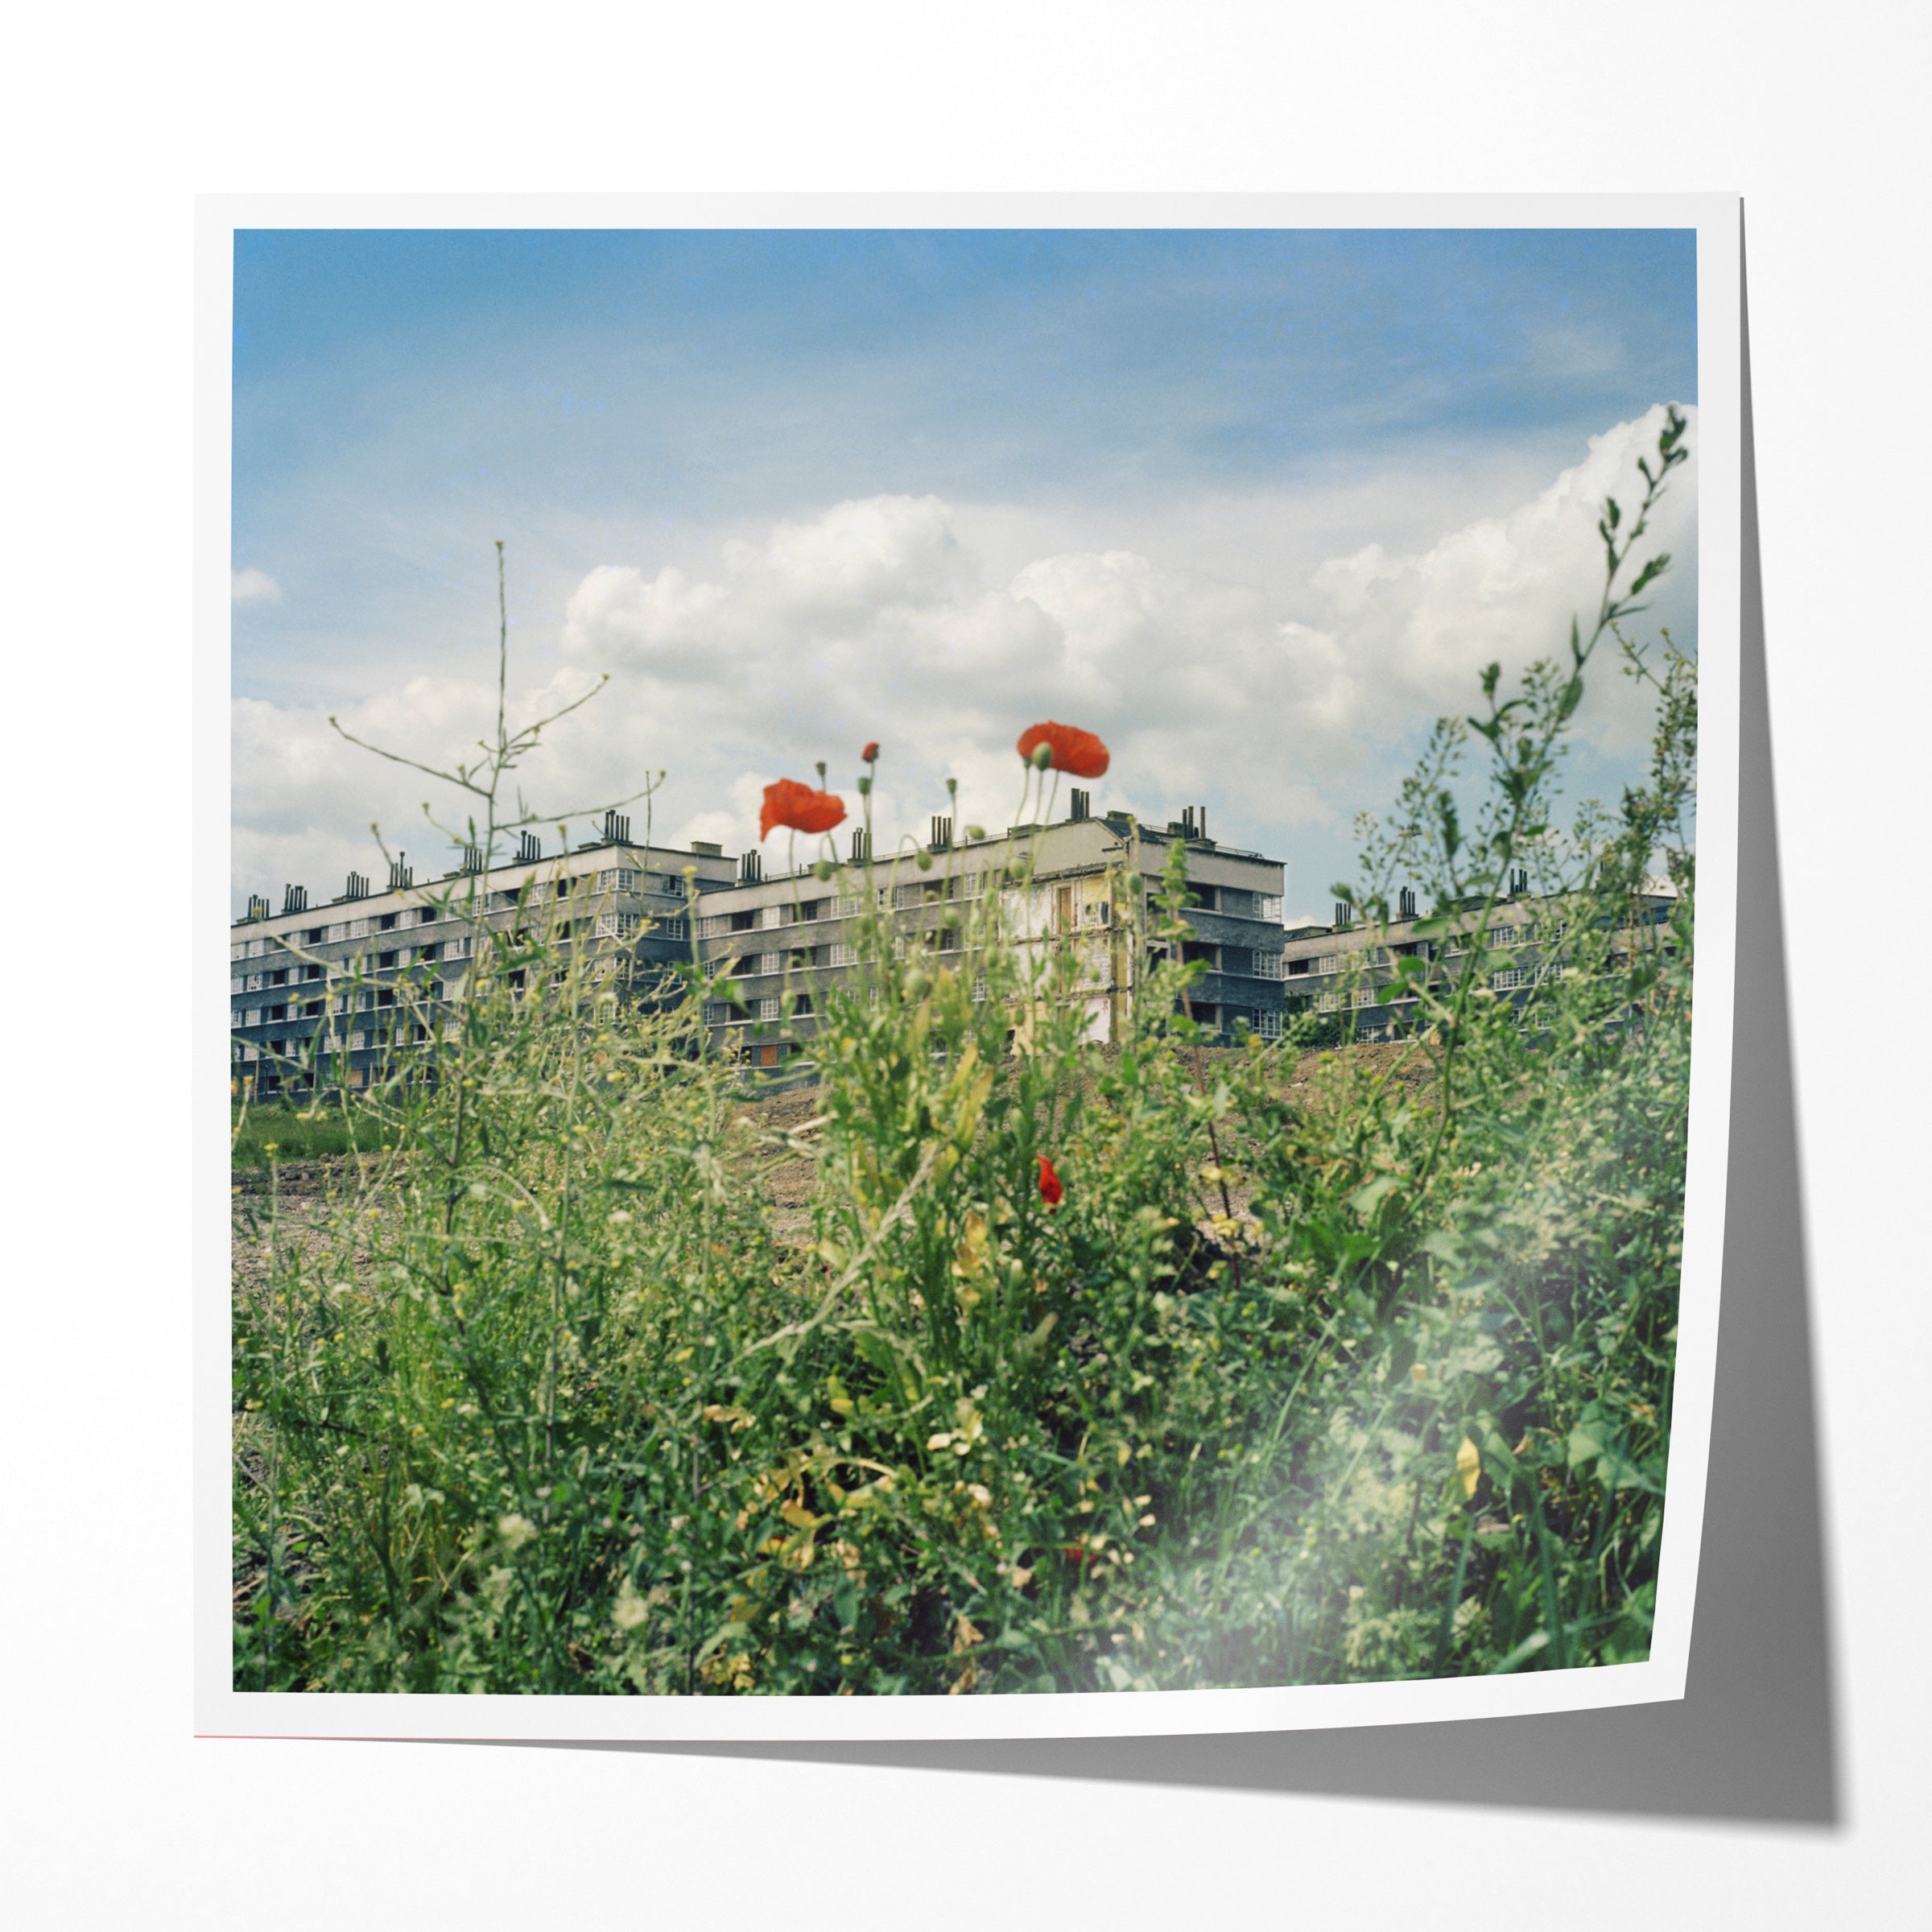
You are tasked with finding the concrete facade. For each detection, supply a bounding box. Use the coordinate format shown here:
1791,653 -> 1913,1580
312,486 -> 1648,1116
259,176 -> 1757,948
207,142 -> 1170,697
230,803 -> 1287,1095
1277,884 -> 1681,1042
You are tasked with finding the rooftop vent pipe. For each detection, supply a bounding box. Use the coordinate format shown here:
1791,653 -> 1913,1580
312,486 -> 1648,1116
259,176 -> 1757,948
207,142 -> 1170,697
283,883 -> 308,914
603,809 -> 631,844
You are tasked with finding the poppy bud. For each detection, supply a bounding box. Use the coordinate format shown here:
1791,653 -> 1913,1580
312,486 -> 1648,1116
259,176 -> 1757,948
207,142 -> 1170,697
862,741 -> 880,763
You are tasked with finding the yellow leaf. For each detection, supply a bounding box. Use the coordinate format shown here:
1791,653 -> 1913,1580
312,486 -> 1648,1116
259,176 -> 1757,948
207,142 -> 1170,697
1456,1436 -> 1482,1500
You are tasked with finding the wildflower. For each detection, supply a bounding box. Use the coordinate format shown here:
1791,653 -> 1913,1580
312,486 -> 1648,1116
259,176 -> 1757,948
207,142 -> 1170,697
861,741 -> 879,763
1037,1154 -> 1064,1208
760,778 -> 847,840
1017,720 -> 1109,779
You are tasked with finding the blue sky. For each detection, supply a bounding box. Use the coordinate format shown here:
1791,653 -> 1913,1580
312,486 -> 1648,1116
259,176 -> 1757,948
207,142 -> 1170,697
231,226 -> 1697,915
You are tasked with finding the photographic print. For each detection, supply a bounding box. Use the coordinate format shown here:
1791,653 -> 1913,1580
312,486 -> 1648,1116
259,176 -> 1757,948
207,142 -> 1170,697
204,200 -> 1739,1737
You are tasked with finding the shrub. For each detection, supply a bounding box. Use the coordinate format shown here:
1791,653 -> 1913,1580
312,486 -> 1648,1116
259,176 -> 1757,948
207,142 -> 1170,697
233,413 -> 1695,1692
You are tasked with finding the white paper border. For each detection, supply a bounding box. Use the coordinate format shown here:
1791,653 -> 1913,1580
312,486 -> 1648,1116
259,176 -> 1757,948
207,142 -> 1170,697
197,191 -> 1740,1742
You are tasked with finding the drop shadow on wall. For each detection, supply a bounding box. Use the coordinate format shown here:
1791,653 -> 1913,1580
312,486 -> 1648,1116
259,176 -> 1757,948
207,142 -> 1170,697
470,214 -> 1840,1827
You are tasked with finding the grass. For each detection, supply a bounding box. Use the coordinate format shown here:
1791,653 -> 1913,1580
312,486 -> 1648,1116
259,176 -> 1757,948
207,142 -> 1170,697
230,1100 -> 399,1171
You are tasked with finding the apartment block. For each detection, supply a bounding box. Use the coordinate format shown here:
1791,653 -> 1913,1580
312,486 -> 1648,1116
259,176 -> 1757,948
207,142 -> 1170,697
229,811 -> 734,1098
230,797 -> 1288,1093
686,798 -> 1287,1071
1277,873 -> 1681,1042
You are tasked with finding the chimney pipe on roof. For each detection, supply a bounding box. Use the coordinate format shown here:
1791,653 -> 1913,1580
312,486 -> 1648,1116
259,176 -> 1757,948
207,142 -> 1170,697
1069,787 -> 1089,822
282,883 -> 308,915
740,849 -> 762,884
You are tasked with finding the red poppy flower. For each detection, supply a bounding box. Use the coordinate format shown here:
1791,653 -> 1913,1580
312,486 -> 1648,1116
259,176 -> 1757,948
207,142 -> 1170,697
1017,721 -> 1110,780
760,778 -> 847,841
1037,1154 -> 1064,1208
861,741 -> 880,763
1060,1543 -> 1102,1571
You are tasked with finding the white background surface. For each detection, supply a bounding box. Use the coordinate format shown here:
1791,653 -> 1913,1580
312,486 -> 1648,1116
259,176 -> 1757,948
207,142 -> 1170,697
6,5 -> 1926,1925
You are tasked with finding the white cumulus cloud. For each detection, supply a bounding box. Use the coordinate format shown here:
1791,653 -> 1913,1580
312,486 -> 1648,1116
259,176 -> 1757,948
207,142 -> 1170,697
233,407 -> 1696,913
231,568 -> 281,603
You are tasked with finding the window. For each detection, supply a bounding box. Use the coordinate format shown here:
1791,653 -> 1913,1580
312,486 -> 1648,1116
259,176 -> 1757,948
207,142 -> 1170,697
654,915 -> 687,940
1491,967 -> 1532,991
1316,991 -> 1340,1013
349,1032 -> 366,1051
1256,952 -> 1286,980
245,972 -> 265,993
757,995 -> 781,1022
698,914 -> 731,939
1351,989 -> 1377,1008
596,912 -> 639,939
418,906 -> 437,924
377,951 -> 398,969
756,951 -> 782,977
703,1001 -> 736,1026
1257,1009 -> 1283,1040
595,867 -> 638,893
759,905 -> 782,929
416,942 -> 440,963
445,935 -> 469,960
1259,894 -> 1284,923
832,894 -> 863,917
1490,924 -> 1523,948
349,918 -> 369,941
799,898 -> 824,922
1080,898 -> 1111,927
246,937 -> 268,959
229,976 -> 244,995
229,942 -> 246,963
829,943 -> 857,968
1315,953 -> 1338,975
972,976 -> 989,1004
